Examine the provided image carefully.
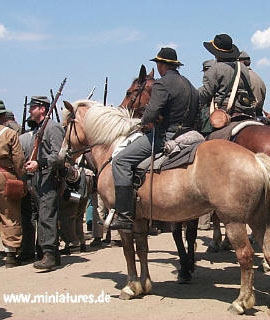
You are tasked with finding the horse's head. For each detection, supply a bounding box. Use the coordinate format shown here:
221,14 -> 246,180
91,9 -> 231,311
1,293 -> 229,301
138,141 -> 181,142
120,65 -> 155,118
59,99 -> 96,162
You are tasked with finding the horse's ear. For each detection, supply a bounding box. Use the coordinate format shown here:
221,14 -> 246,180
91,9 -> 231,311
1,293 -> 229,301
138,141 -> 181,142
138,64 -> 147,84
148,68 -> 154,79
63,100 -> 74,113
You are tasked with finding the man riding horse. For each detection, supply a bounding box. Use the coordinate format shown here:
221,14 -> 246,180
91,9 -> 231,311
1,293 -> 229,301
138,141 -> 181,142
110,47 -> 199,230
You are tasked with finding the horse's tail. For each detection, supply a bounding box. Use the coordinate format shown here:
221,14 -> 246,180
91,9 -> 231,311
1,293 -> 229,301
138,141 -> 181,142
255,153 -> 270,200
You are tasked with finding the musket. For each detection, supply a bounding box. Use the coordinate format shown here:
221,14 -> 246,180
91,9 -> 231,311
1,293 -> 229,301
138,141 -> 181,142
103,77 -> 108,106
29,78 -> 67,162
87,86 -> 96,100
21,96 -> 27,134
50,89 -> 60,123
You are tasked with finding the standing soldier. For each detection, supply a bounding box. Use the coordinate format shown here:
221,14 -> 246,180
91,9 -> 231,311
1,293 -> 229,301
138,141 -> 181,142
238,51 -> 266,117
0,101 -> 25,267
3,110 -> 22,135
25,96 -> 64,270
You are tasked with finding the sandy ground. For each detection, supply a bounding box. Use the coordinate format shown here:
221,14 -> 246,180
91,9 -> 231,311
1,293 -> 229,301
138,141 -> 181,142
0,227 -> 270,320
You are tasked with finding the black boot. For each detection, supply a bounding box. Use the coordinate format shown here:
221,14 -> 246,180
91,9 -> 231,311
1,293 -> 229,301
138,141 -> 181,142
5,252 -> 21,268
33,252 -> 56,270
110,186 -> 134,230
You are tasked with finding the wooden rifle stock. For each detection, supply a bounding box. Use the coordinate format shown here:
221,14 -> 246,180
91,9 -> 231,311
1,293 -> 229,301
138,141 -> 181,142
21,96 -> 27,134
29,77 -> 67,162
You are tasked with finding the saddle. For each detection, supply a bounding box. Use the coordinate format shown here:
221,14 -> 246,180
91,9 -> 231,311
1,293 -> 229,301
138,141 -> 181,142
206,119 -> 264,141
129,130 -> 204,189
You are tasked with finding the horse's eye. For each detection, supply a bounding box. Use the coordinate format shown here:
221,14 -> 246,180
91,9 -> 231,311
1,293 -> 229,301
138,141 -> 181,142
126,91 -> 131,97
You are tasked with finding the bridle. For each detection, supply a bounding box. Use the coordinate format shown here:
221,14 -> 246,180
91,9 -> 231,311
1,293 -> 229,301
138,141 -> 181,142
124,76 -> 154,112
65,106 -> 93,160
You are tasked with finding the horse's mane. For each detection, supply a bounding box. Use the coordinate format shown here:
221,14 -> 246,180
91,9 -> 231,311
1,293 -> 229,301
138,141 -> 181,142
62,99 -> 103,127
84,106 -> 141,147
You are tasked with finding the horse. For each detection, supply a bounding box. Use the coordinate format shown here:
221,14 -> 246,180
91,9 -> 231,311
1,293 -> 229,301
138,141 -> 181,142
59,92 -> 270,315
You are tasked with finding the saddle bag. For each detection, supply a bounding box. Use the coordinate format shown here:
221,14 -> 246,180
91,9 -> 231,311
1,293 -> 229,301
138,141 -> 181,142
1,170 -> 25,199
210,109 -> 231,129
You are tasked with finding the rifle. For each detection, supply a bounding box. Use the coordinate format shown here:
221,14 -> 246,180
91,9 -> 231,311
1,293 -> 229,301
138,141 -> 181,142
29,78 -> 67,162
103,77 -> 108,106
87,86 -> 96,100
21,96 -> 27,134
50,89 -> 61,123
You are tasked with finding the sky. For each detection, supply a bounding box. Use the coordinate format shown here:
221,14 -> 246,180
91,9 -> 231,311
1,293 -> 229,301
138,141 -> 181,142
1,0 -> 270,123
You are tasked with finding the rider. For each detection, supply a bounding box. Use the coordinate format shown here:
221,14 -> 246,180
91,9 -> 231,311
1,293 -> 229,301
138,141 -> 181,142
199,34 -> 255,127
110,47 -> 199,230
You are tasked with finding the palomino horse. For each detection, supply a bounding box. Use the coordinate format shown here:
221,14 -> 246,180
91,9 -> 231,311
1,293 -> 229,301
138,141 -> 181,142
59,86 -> 270,316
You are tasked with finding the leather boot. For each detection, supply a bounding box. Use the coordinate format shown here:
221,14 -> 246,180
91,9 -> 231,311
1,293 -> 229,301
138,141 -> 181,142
110,186 -> 134,230
5,252 -> 21,268
33,252 -> 56,270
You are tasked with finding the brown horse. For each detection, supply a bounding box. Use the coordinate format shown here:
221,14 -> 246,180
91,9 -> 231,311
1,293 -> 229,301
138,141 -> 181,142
208,124 -> 270,253
59,80 -> 270,316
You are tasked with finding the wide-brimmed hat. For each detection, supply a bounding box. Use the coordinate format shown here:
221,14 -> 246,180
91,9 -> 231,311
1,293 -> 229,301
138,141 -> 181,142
201,59 -> 216,72
203,34 -> 240,60
28,96 -> 50,109
150,47 -> 184,66
0,100 -> 6,115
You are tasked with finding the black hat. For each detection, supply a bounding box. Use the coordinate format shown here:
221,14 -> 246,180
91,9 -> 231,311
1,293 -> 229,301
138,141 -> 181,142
150,47 -> 184,66
203,34 -> 240,60
28,96 -> 50,109
0,100 -> 6,115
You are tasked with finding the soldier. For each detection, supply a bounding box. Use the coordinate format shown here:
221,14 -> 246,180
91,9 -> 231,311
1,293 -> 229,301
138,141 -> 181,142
25,96 -> 64,270
199,34 -> 255,127
3,109 -> 22,135
17,117 -> 38,262
111,47 -> 199,230
238,51 -> 266,117
0,101 -> 25,267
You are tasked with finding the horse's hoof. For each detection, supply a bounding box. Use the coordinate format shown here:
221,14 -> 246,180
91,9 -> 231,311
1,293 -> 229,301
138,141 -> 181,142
177,270 -> 192,284
119,291 -> 133,300
228,301 -> 245,315
119,285 -> 135,300
142,278 -> 152,294
243,294 -> 255,310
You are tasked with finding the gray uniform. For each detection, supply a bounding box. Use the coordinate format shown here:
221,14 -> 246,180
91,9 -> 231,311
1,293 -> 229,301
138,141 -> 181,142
112,69 -> 199,187
198,61 -> 254,115
248,68 -> 266,116
31,119 -> 64,255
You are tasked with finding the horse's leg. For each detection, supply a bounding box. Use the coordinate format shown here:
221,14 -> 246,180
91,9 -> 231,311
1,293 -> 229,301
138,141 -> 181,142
207,211 -> 222,252
118,230 -> 143,300
186,218 -> 199,273
220,233 -> 233,251
225,222 -> 255,315
134,219 -> 152,295
171,222 -> 192,283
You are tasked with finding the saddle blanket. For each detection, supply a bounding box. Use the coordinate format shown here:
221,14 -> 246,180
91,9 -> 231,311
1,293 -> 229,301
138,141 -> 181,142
137,130 -> 205,172
206,120 -> 264,141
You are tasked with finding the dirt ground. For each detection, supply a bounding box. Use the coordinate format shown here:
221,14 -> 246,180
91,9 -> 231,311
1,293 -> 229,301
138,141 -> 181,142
1,227 -> 270,320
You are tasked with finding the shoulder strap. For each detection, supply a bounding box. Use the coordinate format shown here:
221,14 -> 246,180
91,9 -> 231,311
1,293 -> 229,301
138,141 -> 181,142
0,126 -> 8,137
218,62 -> 239,108
227,61 -> 241,111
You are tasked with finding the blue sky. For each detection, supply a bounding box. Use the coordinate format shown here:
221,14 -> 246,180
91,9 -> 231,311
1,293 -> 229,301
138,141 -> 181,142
1,0 -> 270,122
